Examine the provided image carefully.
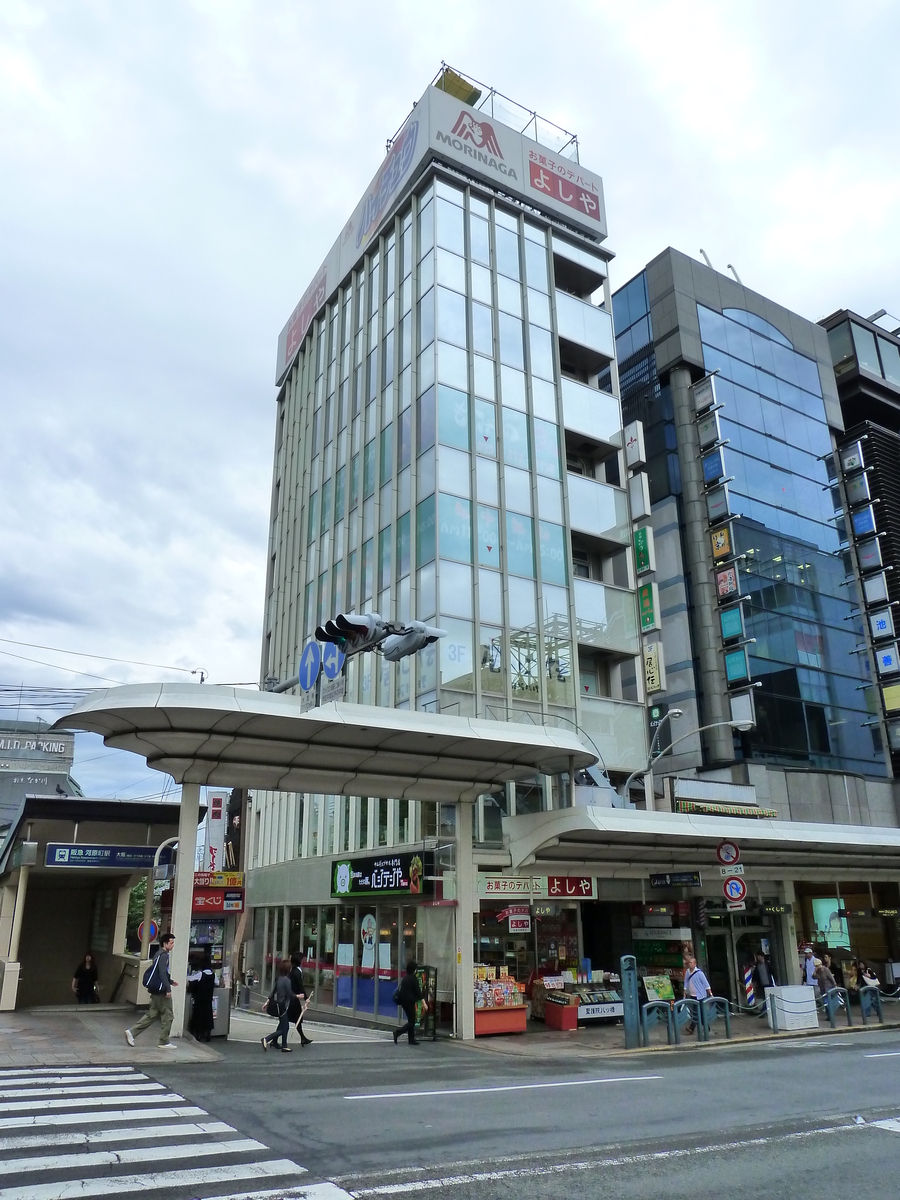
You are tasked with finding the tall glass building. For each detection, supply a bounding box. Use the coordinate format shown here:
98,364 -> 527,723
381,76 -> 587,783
614,250 -> 887,784
251,69 -> 645,1035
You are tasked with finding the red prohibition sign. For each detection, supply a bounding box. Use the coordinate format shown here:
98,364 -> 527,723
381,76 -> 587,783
723,876 -> 747,903
716,840 -> 740,866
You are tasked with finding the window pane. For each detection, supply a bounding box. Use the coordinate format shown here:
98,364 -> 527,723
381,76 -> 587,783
498,312 -> 525,369
473,355 -> 495,400
529,325 -> 555,381
533,418 -> 561,478
419,249 -> 434,296
363,440 -> 376,498
436,248 -> 466,293
528,288 -> 551,328
479,626 -> 505,693
470,262 -> 492,305
438,445 -> 470,498
399,407 -> 411,469
495,225 -> 520,279
508,578 -> 535,628
416,494 -> 436,565
334,466 -> 346,523
539,521 -> 567,585
378,526 -> 391,592
878,337 -> 900,386
437,286 -> 467,348
476,455 -> 499,505
505,465 -> 532,515
506,512 -> 535,577
438,493 -> 472,562
532,377 -> 556,421
439,560 -> 473,618
418,287 -> 435,351
396,511 -> 411,577
438,384 -> 470,450
361,537 -> 374,600
524,237 -> 548,291
380,424 -> 393,487
478,505 -> 500,568
537,475 -> 563,523
472,302 -> 493,357
497,275 -> 522,317
500,365 -> 526,411
479,568 -> 503,624
502,406 -> 530,469
418,198 -> 434,258
475,399 -> 497,456
436,198 -> 465,254
439,617 -> 474,690
417,385 -> 435,453
470,214 -> 490,265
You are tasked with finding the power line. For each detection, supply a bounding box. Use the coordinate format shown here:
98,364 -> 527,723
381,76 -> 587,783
0,650 -> 125,685
0,637 -> 197,675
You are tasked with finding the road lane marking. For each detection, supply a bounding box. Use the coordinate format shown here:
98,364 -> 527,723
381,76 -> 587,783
873,1118 -> 900,1132
0,1105 -> 204,1130
0,1119 -> 234,1151
0,1158 -> 310,1200
0,1068 -> 133,1078
0,1137 -> 267,1176
0,1074 -> 145,1089
0,1091 -> 186,1113
348,1119 -> 876,1194
203,1188 -> 352,1200
345,1075 -> 662,1101
0,1082 -> 163,1100
866,1051 -> 900,1058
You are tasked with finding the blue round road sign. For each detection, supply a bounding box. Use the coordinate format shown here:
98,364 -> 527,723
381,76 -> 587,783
321,642 -> 345,680
298,641 -> 322,692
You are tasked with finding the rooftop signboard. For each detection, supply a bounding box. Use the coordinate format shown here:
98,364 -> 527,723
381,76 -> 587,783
275,85 -> 608,385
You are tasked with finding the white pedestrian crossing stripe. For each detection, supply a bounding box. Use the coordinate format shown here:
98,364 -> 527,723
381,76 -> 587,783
0,1065 -> 353,1200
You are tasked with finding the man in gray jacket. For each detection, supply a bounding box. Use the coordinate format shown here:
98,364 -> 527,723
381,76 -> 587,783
126,932 -> 178,1049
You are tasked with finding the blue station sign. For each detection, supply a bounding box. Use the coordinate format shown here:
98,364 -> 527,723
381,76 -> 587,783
45,844 -> 165,869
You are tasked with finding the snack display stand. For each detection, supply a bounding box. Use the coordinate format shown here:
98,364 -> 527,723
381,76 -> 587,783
474,965 -> 527,1036
536,972 -> 623,1030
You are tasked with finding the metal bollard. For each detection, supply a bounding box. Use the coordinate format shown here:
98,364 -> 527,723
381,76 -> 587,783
700,996 -> 732,1039
859,985 -> 884,1025
673,997 -> 703,1044
641,1000 -> 675,1047
823,987 -> 852,1028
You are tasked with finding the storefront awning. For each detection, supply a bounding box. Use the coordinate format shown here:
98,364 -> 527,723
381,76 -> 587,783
53,684 -> 596,803
505,806 -> 900,880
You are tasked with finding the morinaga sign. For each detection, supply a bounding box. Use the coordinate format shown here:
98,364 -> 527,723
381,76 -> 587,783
275,85 -> 608,385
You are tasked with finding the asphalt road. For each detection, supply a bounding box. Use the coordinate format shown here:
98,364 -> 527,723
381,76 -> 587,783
148,1024 -> 900,1198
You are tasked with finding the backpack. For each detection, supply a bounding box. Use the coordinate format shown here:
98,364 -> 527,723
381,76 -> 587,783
142,954 -> 166,995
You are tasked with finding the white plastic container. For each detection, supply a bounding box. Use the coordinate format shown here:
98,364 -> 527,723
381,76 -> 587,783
766,985 -> 818,1031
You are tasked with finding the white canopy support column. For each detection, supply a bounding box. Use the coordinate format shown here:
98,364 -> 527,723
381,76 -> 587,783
170,782 -> 201,1037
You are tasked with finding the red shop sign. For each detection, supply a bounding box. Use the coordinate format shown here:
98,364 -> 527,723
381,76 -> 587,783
546,877 -> 597,899
191,887 -> 244,914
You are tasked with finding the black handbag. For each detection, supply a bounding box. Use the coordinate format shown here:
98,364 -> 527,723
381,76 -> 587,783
265,992 -> 286,1018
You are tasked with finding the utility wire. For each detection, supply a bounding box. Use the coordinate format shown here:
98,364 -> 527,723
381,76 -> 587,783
0,650 -> 124,684
0,637 -> 196,675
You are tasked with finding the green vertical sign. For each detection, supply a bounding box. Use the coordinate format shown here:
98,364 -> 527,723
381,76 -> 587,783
634,527 -> 651,573
639,582 -> 658,632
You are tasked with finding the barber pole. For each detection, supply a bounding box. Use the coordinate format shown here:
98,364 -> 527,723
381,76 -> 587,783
744,964 -> 755,1006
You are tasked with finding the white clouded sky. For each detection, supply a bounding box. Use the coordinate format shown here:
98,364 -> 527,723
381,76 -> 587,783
1,0 -> 897,796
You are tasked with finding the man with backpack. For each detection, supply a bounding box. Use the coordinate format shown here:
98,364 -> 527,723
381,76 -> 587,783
126,932 -> 178,1049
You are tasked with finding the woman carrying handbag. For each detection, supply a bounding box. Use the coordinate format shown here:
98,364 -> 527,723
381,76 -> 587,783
261,959 -> 293,1053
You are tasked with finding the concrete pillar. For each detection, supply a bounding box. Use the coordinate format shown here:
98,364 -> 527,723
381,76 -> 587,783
454,802 -> 476,1041
669,365 -> 733,764
170,782 -> 201,1037
778,880 -> 800,984
140,870 -> 155,961
8,865 -> 30,963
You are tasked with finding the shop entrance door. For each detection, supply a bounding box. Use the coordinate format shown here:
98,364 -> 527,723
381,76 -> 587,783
705,930 -> 733,1001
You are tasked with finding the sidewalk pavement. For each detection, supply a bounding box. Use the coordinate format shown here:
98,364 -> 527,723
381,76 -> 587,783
2,1001 -> 897,1068
0,1005 -> 219,1068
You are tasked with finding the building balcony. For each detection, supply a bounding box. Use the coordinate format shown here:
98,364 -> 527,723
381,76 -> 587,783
555,291 -> 614,372
561,376 -> 621,452
573,579 -> 640,657
578,695 -> 647,774
566,474 -> 630,547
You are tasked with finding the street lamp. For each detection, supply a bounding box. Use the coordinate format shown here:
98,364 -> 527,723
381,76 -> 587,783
619,716 -> 750,810
619,709 -> 683,803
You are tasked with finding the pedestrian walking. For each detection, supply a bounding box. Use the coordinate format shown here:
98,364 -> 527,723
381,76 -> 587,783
261,959 -> 293,1053
72,952 -> 99,1004
393,961 -> 425,1045
289,952 -> 312,1046
752,951 -> 776,1019
186,951 -> 216,1042
125,932 -> 178,1049
800,946 -> 820,996
682,954 -> 712,1035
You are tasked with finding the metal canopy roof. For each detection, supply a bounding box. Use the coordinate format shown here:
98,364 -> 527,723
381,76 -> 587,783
52,685 -> 596,803
506,807 -> 900,877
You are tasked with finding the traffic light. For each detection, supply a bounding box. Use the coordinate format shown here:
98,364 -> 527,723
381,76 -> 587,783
380,621 -> 446,663
316,612 -> 387,655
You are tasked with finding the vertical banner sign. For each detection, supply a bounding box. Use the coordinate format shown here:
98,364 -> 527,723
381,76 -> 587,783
203,791 -> 228,872
643,642 -> 666,694
634,526 -> 655,575
639,582 -> 661,632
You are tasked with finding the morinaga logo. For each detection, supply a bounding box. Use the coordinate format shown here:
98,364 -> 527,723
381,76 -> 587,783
437,110 -> 517,179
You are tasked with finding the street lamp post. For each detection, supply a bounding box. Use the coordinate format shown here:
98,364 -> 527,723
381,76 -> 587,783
620,717 -> 748,811
619,709 -> 682,807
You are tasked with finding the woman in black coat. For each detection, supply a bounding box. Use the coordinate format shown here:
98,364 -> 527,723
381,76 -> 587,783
187,952 -> 216,1042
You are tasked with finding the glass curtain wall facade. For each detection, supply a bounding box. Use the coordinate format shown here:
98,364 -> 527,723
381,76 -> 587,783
615,273 -> 882,775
